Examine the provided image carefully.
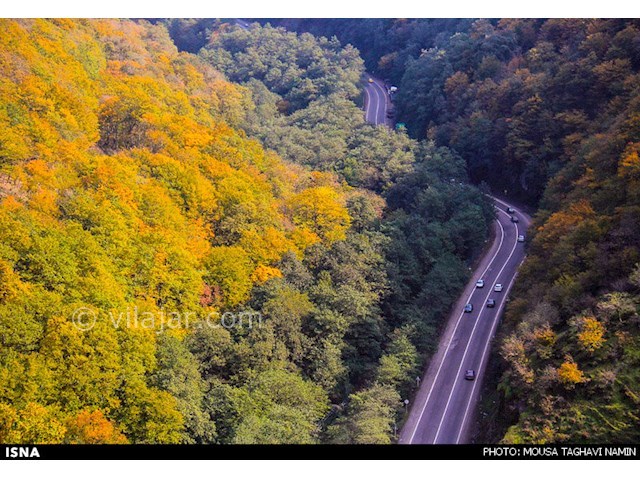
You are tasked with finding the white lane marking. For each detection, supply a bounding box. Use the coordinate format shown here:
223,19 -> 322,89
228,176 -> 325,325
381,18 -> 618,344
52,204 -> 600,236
455,250 -> 524,444
373,80 -> 388,126
363,85 -> 371,122
432,210 -> 519,443
363,77 -> 392,127
372,80 -> 381,125
405,211 -> 506,444
452,198 -> 531,443
489,196 -> 531,226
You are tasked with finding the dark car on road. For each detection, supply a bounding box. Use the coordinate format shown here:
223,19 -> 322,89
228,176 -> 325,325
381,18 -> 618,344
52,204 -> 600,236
465,369 -> 476,380
464,303 -> 473,313
510,215 -> 519,223
486,299 -> 496,308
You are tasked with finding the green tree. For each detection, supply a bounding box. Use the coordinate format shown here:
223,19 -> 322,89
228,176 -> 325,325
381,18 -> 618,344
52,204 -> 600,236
328,384 -> 400,444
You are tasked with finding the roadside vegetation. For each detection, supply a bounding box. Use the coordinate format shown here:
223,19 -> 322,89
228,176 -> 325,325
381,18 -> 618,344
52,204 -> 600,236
277,18 -> 640,443
0,19 -> 492,444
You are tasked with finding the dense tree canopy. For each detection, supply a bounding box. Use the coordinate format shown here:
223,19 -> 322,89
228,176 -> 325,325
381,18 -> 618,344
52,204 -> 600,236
263,18 -> 640,444
0,19 -> 495,445
201,24 -> 363,112
0,19 -> 351,444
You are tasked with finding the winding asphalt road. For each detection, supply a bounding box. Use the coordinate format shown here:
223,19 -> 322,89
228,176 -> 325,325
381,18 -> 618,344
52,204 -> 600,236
363,76 -> 391,127
398,198 -> 530,444
235,19 -> 251,30
362,72 -> 531,444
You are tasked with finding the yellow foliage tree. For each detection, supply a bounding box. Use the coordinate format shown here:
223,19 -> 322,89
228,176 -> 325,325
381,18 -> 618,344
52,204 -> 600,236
577,316 -> 606,352
0,402 -> 67,443
65,409 -> 128,444
536,200 -> 596,247
289,186 -> 351,244
619,142 -> 640,177
0,18 -> 358,445
204,246 -> 254,307
533,325 -> 556,359
557,358 -> 586,387
288,227 -> 321,255
252,265 -> 283,284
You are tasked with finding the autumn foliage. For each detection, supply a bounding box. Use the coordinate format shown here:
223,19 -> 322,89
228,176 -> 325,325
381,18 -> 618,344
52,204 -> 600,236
0,19 -> 352,444
0,19 -> 501,445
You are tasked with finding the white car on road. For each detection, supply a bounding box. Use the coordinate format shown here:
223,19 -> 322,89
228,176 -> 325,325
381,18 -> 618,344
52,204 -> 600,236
494,283 -> 503,292
475,279 -> 485,288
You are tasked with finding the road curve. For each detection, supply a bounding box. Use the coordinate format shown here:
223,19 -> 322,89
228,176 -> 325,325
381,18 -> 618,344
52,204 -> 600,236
397,197 -> 531,444
363,75 -> 391,127
360,74 -> 530,444
235,19 -> 251,30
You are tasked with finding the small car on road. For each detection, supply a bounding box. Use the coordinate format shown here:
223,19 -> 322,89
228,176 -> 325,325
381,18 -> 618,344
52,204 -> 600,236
510,216 -> 519,223
518,234 -> 525,242
368,78 -> 374,83
465,369 -> 476,380
494,283 -> 503,292
475,279 -> 485,288
487,299 -> 496,308
506,207 -> 515,214
464,303 -> 473,313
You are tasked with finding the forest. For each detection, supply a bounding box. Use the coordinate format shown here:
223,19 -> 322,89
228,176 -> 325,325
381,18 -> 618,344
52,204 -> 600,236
271,18 -> 640,443
0,19 -> 492,444
3,17 -> 638,446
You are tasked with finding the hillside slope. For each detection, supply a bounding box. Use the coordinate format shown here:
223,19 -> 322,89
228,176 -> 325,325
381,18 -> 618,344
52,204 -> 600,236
0,18 -> 351,443
0,19 -> 495,445
267,18 -> 640,443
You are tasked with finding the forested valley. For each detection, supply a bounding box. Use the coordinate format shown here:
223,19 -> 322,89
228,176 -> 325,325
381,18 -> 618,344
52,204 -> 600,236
4,17 -> 639,446
261,18 -> 640,443
0,19 -> 492,444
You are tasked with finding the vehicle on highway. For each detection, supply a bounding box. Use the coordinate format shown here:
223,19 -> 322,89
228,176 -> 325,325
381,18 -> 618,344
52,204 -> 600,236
518,234 -> 525,242
510,215 -> 519,223
475,279 -> 485,288
486,299 -> 496,308
368,78 -> 374,83
386,107 -> 395,118
464,369 -> 476,381
506,207 -> 515,214
464,303 -> 473,313
494,283 -> 503,292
